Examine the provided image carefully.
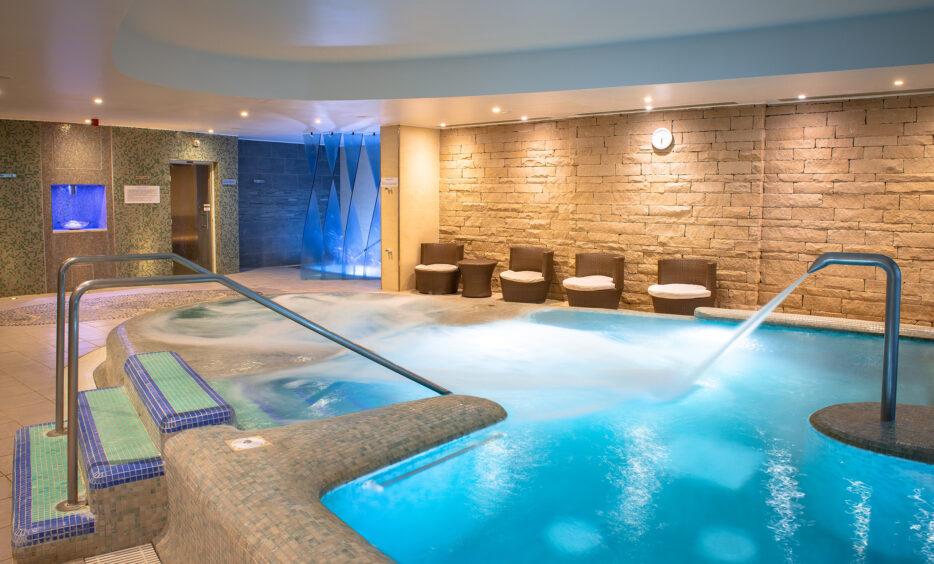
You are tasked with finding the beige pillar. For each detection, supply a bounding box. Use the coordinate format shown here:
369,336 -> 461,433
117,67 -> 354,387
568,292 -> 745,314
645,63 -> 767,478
380,125 -> 440,291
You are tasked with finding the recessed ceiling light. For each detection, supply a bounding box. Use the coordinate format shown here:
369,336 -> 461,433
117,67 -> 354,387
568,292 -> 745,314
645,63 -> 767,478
208,129 -> 214,134
645,105 -> 653,111
644,96 -> 652,103
798,94 -> 807,100
314,118 -> 322,124
93,98 -> 103,104
492,107 -> 501,113
520,116 -> 528,121
439,122 -> 446,127
894,80 -> 904,86
240,111 -> 249,117
84,119 -> 92,124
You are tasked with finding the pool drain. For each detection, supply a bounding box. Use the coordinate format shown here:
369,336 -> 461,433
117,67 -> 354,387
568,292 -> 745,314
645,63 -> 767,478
227,436 -> 269,451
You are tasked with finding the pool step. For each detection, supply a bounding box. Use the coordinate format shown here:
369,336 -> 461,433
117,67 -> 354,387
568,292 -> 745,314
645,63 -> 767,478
123,351 -> 234,448
12,423 -> 95,559
77,388 -> 164,493
12,388 -> 171,563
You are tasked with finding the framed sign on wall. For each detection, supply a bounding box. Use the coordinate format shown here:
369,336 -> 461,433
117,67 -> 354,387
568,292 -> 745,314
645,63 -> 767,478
124,185 -> 160,204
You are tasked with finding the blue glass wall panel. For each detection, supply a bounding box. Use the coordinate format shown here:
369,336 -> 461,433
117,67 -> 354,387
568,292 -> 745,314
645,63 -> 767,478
50,184 -> 107,231
301,133 -> 381,280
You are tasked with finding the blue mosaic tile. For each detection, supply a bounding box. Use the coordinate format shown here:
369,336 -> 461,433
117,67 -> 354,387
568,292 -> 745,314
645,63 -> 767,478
124,351 -> 234,435
12,424 -> 95,548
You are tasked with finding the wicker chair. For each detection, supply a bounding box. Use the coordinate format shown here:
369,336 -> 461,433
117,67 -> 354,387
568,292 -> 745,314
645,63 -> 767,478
562,253 -> 625,309
415,243 -> 464,294
649,258 -> 717,315
500,246 -> 555,303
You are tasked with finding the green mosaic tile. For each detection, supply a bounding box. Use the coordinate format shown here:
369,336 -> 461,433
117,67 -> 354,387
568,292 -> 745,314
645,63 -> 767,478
137,352 -> 218,414
83,389 -> 159,464
27,424 -> 88,524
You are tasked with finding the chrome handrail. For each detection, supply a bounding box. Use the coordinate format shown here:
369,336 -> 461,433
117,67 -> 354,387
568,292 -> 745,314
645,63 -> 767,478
51,253 -> 213,436
808,252 -> 901,421
56,257 -> 451,509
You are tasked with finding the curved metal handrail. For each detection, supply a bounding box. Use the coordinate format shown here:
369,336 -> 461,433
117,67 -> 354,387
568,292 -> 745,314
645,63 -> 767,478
56,256 -> 451,508
52,253 -> 209,435
808,252 -> 901,421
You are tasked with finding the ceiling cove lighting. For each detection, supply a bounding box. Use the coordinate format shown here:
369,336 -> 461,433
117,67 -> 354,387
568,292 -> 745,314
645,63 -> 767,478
93,98 -> 103,104
520,116 -> 528,121
894,80 -> 904,86
240,111 -> 249,117
492,107 -> 501,113
208,129 -> 214,134
645,105 -> 653,111
84,119 -> 91,124
439,122 -> 446,127
798,94 -> 807,100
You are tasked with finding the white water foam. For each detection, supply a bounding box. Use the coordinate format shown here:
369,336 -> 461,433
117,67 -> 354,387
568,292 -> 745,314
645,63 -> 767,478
910,489 -> 934,563
605,424 -> 667,539
764,442 -> 804,564
845,479 -> 872,564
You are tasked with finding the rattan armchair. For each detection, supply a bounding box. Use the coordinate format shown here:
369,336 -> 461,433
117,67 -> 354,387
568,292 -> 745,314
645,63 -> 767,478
649,258 -> 717,315
415,243 -> 464,294
563,253 -> 625,309
500,246 -> 555,303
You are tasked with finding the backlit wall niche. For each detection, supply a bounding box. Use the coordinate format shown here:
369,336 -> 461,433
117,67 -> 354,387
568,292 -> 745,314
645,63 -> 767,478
301,133 -> 381,279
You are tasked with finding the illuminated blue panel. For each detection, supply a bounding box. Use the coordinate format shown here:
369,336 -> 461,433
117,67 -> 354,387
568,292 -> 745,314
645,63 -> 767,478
323,133 -> 341,174
342,133 -> 364,188
323,180 -> 343,278
364,190 -> 381,278
50,184 -> 107,231
342,205 -> 365,277
300,133 -> 381,280
365,134 -> 381,188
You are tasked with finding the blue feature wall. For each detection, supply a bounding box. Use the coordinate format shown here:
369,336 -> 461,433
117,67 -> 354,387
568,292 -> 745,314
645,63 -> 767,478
237,139 -> 313,269
301,133 -> 380,280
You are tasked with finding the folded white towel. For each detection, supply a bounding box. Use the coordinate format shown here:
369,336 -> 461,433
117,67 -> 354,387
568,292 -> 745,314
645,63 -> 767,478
501,270 -> 545,283
648,283 -> 711,300
562,275 -> 616,291
415,263 -> 458,273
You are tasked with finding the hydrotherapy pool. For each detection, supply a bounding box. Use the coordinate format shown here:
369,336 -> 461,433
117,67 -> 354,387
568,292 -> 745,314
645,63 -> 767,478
139,294 -> 934,563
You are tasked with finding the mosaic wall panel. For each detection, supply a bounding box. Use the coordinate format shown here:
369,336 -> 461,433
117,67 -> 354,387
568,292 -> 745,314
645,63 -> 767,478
111,127 -> 239,277
39,123 -> 117,291
0,120 -> 45,296
0,119 -> 239,296
301,132 -> 381,279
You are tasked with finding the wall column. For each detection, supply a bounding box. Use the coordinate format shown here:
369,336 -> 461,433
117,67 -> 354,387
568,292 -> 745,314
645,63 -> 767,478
380,125 -> 440,291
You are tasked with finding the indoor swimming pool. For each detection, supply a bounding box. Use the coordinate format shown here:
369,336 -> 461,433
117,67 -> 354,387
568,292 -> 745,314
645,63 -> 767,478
139,294 -> 934,563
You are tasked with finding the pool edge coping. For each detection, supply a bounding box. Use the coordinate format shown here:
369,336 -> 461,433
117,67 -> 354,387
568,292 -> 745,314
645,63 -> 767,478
695,306 -> 934,341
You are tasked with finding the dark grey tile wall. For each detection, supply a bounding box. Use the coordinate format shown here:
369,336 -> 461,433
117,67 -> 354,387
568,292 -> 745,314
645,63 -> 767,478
237,140 -> 313,269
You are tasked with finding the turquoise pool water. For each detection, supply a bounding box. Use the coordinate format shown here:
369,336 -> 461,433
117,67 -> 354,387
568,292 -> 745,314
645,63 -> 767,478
152,296 -> 934,562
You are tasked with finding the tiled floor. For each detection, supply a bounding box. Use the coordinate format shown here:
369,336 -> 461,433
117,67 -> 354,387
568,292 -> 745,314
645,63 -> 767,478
0,267 -> 380,563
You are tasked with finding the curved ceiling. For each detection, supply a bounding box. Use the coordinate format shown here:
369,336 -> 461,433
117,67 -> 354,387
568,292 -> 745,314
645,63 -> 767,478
3,0 -> 934,142
113,1 -> 934,100
120,0 -> 933,62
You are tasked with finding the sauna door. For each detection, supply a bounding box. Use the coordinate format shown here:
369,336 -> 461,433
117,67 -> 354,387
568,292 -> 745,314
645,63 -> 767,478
170,163 -> 214,274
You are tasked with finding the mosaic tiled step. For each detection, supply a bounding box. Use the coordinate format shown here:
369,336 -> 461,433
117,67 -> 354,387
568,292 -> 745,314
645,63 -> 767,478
77,387 -> 164,489
12,423 -> 94,548
124,351 -> 234,447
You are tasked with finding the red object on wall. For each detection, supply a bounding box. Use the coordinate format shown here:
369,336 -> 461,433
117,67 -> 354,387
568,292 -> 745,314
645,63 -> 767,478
90,118 -> 99,127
